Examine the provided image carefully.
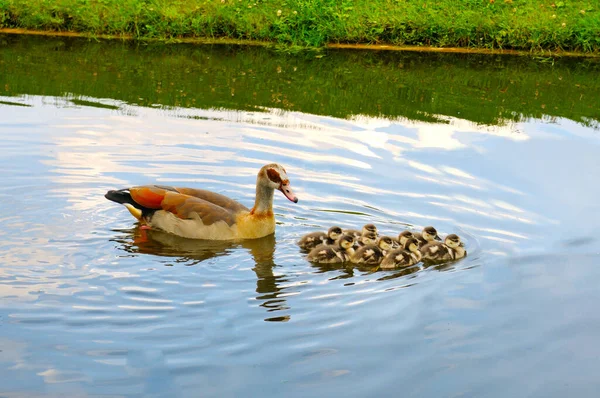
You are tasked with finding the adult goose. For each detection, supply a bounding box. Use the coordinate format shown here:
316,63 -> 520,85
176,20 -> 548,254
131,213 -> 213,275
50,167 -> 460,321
105,163 -> 298,240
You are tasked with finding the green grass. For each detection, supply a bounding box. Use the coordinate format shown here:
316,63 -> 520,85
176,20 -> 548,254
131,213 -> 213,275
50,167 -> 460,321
0,0 -> 599,51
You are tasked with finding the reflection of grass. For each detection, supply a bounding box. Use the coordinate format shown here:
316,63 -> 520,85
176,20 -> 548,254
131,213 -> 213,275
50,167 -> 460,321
71,99 -> 120,110
0,99 -> 31,107
316,209 -> 372,217
1,35 -> 599,127
1,0 -> 599,52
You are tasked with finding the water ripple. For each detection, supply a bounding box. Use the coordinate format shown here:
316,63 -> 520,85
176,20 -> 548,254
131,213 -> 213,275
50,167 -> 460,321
1,82 -> 600,396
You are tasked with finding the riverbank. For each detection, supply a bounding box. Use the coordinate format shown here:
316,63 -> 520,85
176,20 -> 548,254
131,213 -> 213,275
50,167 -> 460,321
1,0 -> 599,53
3,28 -> 600,58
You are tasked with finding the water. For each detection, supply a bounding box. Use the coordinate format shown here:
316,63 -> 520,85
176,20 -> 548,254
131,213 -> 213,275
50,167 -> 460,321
1,35 -> 600,397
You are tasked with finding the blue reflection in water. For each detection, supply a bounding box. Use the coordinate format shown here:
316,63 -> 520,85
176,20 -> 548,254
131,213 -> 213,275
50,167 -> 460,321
1,95 -> 600,397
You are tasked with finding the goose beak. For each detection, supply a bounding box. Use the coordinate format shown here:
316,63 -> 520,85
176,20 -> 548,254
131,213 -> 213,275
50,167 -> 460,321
459,241 -> 465,247
279,183 -> 298,203
434,234 -> 441,241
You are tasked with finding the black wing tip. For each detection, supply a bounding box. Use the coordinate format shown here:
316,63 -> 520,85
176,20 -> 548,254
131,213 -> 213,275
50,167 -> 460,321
105,188 -> 130,204
104,189 -> 116,199
104,188 -> 154,218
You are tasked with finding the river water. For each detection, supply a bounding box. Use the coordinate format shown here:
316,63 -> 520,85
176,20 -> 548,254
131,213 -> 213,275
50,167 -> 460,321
1,35 -> 600,397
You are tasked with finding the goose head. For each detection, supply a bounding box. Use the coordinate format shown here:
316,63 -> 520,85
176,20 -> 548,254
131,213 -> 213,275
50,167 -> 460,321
444,234 -> 462,249
362,224 -> 378,235
422,226 -> 440,242
258,163 -> 298,203
404,237 -> 420,253
327,226 -> 343,241
361,231 -> 378,246
378,236 -> 394,251
397,231 -> 414,247
339,234 -> 356,250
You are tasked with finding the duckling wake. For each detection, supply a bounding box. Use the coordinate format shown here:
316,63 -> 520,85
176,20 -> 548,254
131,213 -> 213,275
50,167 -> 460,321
298,224 -> 467,269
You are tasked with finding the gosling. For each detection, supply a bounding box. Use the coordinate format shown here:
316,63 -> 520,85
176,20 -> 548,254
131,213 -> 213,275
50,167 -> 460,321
307,234 -> 356,264
351,236 -> 394,265
392,230 -> 414,249
414,226 -> 441,248
380,237 -> 422,269
298,226 -> 343,250
344,224 -> 378,240
421,234 -> 467,263
355,231 -> 379,248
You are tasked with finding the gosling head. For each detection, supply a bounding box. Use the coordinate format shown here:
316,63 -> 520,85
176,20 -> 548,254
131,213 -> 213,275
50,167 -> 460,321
362,224 -> 378,235
445,234 -> 462,249
339,234 -> 356,250
327,226 -> 343,241
422,226 -> 440,242
378,236 -> 394,251
397,231 -> 414,246
404,237 -> 420,253
361,231 -> 378,246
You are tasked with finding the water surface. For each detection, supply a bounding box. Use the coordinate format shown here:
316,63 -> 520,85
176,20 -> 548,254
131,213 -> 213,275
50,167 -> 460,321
1,35 -> 600,397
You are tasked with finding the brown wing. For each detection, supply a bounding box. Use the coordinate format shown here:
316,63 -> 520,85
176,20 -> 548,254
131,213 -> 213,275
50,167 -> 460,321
175,187 -> 249,213
129,186 -> 239,226
394,250 -> 412,265
160,192 -> 238,226
129,186 -> 172,209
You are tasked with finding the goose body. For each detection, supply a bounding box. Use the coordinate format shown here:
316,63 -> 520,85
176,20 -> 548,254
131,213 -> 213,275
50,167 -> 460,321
421,234 -> 466,263
355,231 -> 378,248
392,230 -> 414,250
351,236 -> 394,265
345,224 -> 378,240
380,238 -> 422,269
307,234 -> 356,264
414,226 -> 441,248
298,226 -> 343,251
105,163 -> 298,240
452,245 -> 467,260
420,242 -> 454,263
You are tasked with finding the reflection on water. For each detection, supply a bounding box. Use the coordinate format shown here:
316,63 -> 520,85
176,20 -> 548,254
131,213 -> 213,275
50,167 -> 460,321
113,227 -> 293,320
112,226 -> 276,266
1,37 -> 600,397
113,226 -> 433,320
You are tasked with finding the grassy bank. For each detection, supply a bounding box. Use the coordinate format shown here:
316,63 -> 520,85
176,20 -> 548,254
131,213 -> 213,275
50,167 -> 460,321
0,0 -> 599,52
